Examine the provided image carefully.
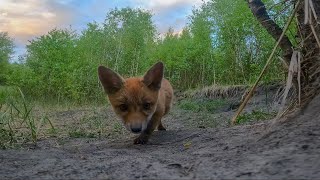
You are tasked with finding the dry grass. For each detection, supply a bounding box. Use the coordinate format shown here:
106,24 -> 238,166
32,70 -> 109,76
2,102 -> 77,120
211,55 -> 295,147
182,83 -> 282,101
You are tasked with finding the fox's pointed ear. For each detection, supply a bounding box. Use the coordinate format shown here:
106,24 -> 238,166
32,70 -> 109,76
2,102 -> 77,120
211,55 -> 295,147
98,66 -> 124,94
143,62 -> 164,90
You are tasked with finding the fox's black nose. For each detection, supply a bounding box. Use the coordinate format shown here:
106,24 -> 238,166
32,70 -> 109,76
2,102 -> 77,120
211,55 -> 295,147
131,127 -> 142,133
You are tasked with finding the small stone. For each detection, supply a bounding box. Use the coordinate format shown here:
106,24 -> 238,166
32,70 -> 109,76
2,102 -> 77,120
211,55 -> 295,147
301,144 -> 309,150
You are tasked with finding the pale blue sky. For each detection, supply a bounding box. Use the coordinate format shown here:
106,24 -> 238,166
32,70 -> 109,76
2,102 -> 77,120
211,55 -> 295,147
0,0 -> 207,60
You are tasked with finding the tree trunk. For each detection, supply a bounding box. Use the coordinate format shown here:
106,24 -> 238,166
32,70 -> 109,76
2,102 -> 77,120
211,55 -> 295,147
247,0 -> 294,64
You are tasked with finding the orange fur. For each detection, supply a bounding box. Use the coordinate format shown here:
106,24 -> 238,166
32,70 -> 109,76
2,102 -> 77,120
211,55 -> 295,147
98,62 -> 173,144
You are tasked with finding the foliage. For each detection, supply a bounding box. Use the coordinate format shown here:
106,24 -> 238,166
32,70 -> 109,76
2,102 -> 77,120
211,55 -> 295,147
103,8 -> 157,75
235,110 -> 276,124
178,98 -> 227,113
3,1 -> 291,102
0,32 -> 15,84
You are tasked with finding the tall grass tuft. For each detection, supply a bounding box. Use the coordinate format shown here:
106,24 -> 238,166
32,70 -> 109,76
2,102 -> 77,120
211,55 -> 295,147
0,86 -> 55,148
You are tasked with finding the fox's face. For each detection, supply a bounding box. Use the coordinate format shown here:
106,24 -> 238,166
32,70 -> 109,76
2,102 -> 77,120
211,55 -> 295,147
98,62 -> 164,134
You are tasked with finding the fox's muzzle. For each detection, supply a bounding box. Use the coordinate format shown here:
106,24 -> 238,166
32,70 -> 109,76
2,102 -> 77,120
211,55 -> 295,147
130,123 -> 142,133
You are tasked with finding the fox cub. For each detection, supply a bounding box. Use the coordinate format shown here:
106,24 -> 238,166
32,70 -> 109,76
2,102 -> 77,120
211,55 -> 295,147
98,62 -> 173,144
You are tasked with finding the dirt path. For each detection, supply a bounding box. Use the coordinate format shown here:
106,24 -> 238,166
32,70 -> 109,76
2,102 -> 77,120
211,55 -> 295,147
1,94 -> 320,179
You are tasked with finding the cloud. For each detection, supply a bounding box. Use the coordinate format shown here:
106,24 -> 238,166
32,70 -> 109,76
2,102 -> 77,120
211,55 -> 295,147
0,0 -> 77,44
131,0 -> 208,34
132,0 -> 206,14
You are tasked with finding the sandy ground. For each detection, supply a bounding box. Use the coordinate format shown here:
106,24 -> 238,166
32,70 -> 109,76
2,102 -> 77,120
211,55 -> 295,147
0,93 -> 319,179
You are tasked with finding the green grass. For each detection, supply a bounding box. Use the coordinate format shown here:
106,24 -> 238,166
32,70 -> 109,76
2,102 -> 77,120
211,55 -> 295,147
65,108 -> 127,139
235,110 -> 276,125
0,86 -> 55,149
67,114 -> 106,138
0,86 -> 128,149
172,98 -> 230,129
68,129 -> 97,138
178,98 -> 228,113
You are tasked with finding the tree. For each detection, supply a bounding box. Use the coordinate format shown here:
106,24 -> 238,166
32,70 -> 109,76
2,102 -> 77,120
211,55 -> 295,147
201,0 -> 281,84
26,29 -> 78,99
5,4 -> 295,102
103,8 -> 157,76
73,22 -> 106,101
189,6 -> 215,86
247,0 -> 293,64
0,32 -> 14,84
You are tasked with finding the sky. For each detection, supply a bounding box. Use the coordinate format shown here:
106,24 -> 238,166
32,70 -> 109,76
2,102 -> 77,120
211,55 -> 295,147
0,0 -> 207,60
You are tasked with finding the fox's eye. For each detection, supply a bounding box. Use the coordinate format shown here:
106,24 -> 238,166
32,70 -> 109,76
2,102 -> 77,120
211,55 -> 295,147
119,104 -> 128,112
143,103 -> 151,110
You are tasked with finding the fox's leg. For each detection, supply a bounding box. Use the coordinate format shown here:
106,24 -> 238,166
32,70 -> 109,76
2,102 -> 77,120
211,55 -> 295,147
134,114 -> 162,144
157,121 -> 166,131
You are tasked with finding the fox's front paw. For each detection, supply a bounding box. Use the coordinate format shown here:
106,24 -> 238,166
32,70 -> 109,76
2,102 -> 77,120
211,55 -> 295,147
157,124 -> 166,131
134,134 -> 149,144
